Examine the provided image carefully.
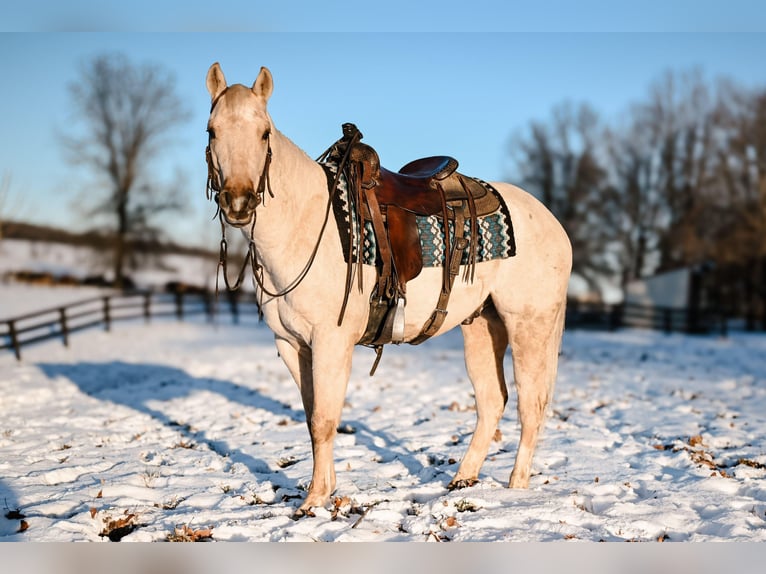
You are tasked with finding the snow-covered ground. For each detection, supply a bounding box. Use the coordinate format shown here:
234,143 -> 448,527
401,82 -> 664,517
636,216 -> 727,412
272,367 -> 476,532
1,282 -> 765,543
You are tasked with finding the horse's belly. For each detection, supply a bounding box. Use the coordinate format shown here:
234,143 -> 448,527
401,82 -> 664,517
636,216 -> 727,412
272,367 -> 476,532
400,263 -> 496,340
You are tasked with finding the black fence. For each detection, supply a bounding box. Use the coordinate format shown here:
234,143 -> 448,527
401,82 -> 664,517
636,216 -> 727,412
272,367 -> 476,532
0,290 -> 261,361
566,299 -> 728,335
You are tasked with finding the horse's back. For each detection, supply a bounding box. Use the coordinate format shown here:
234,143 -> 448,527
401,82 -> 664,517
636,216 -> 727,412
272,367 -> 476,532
488,182 -> 572,309
490,182 -> 571,262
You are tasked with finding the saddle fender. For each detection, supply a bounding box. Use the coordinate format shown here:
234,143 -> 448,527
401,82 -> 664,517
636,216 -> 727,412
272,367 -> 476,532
386,205 -> 423,285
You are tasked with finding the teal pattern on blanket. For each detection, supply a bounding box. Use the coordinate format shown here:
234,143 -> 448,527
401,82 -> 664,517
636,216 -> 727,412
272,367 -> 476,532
419,209 -> 515,266
351,210 -> 513,267
321,151 -> 515,268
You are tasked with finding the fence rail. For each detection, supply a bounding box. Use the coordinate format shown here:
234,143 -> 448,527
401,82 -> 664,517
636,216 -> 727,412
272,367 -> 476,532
566,300 -> 728,335
1,290 -> 261,361
3,291 -> 732,361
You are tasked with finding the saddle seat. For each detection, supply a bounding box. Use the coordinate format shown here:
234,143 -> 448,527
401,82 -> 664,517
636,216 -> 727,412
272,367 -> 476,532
398,156 -> 493,211
398,156 -> 457,180
353,148 -> 499,220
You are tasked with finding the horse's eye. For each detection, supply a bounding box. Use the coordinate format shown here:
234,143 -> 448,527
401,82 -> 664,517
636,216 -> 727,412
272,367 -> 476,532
207,128 -> 216,140
262,129 -> 271,141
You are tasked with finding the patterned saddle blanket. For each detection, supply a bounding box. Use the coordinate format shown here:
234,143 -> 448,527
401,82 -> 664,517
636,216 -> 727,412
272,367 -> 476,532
322,154 -> 516,270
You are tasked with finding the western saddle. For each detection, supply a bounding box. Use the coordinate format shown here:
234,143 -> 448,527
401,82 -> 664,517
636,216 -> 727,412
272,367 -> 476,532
327,124 -> 500,369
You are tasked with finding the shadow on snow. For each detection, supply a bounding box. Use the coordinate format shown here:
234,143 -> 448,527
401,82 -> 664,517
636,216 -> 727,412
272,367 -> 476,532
36,360 -> 430,498
37,361 -> 305,487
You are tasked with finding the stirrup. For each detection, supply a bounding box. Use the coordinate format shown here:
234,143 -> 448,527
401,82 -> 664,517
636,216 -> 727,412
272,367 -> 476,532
391,297 -> 406,344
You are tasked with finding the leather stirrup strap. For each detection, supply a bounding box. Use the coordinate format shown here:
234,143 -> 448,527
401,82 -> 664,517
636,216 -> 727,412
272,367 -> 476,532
410,205 -> 468,345
436,183 -> 452,294
340,169 -> 357,320
354,163 -> 366,293
460,176 -> 479,283
364,186 -> 393,298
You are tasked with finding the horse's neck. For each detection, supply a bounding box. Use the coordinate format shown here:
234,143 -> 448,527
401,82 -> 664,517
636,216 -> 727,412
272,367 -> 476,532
250,130 -> 328,262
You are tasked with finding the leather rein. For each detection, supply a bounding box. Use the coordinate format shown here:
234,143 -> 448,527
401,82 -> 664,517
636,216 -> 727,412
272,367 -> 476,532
206,123 -> 361,314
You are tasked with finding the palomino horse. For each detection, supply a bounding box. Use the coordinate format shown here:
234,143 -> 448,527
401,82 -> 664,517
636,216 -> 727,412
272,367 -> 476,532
205,63 -> 572,517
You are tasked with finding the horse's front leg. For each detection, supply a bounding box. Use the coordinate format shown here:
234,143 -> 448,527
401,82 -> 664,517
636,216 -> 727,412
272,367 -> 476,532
292,334 -> 354,517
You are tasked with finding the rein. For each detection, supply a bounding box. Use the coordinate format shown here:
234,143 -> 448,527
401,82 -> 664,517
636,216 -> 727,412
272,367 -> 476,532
210,128 -> 362,317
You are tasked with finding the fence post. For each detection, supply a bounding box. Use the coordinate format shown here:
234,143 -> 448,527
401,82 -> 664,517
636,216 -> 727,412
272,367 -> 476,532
8,320 -> 21,361
570,299 -> 579,320
686,304 -> 700,334
228,291 -> 239,324
59,308 -> 69,347
663,309 -> 672,334
203,291 -> 214,323
143,293 -> 151,323
609,304 -> 623,331
103,296 -> 111,332
175,291 -> 184,321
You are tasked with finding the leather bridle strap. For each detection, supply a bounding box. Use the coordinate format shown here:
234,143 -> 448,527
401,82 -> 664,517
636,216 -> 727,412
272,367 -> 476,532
215,135 -> 345,316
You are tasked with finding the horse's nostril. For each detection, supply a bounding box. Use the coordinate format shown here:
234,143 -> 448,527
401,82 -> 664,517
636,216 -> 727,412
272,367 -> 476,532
246,192 -> 259,210
218,191 -> 232,209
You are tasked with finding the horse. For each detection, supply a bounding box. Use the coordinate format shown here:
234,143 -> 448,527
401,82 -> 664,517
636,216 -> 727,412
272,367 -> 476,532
204,63 -> 572,517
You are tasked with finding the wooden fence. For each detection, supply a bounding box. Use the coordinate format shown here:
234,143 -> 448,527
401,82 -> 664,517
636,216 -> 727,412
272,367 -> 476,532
0,290 -> 261,361
2,291 -> 732,361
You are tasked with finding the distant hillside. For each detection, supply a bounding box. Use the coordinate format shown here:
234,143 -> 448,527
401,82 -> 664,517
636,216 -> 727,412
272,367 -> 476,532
1,222 -> 227,293
2,220 -> 216,259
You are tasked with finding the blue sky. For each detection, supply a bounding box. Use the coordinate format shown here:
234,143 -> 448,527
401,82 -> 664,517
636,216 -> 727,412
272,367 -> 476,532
2,18 -> 766,247
5,1 -> 766,32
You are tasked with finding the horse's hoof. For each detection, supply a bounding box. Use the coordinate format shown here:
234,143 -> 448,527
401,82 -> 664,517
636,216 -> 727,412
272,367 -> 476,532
448,478 -> 478,491
291,507 -> 316,520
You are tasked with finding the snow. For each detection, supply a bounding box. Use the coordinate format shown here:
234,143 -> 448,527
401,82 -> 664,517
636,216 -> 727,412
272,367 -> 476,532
1,240 -> 766,547
2,280 -> 766,544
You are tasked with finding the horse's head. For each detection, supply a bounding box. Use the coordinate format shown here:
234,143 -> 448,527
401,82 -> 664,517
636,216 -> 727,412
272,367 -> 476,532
205,63 -> 274,227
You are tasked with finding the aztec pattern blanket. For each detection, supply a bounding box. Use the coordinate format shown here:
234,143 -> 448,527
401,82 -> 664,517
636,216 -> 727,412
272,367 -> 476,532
320,151 -> 516,269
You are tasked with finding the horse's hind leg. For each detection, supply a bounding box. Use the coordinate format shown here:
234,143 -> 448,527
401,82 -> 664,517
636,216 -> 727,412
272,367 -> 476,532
503,300 -> 566,488
449,301 -> 509,490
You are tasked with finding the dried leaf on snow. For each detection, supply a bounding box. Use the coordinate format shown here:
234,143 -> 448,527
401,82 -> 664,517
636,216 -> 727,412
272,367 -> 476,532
167,524 -> 214,542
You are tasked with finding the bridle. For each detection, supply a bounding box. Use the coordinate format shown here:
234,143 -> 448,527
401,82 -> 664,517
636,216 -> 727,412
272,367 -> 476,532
205,86 -> 274,208
205,107 -> 361,316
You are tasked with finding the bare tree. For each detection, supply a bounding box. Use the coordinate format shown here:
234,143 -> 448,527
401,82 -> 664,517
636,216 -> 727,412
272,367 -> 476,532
633,70 -> 716,271
602,121 -> 664,293
62,53 -> 190,287
508,68 -> 766,327
0,172 -> 30,244
0,172 -> 10,242
709,81 -> 766,328
631,72 -> 766,327
510,102 -> 614,297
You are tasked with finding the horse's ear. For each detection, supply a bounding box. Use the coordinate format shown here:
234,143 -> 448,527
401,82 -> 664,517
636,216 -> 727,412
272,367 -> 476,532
252,67 -> 273,102
206,62 -> 227,101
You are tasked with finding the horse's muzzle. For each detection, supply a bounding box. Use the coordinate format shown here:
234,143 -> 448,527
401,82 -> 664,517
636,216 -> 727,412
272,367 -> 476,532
217,190 -> 260,227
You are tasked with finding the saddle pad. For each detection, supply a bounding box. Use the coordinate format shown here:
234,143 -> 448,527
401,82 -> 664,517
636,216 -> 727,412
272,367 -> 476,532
321,154 -> 516,269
